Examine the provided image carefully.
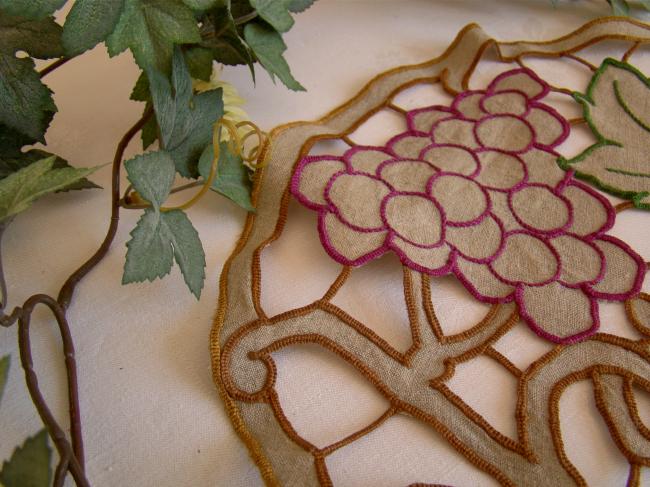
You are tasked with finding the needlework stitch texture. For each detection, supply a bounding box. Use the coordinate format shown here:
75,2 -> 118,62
212,18 -> 650,486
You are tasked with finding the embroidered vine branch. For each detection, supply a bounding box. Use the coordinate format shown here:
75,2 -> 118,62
213,18 -> 650,487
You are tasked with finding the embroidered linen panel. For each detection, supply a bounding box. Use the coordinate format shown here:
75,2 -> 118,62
212,18 -> 650,486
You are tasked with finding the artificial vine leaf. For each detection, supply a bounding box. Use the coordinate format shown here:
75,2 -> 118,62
0,14 -> 62,142
243,22 -> 304,91
608,0 -> 630,15
0,148 -> 100,191
158,209 -> 205,297
197,142 -> 254,211
0,124 -> 33,156
288,0 -> 316,13
62,0 -> 126,56
123,150 -> 206,297
0,355 -> 8,406
123,208 -> 175,283
148,47 -> 223,177
124,150 -> 175,207
250,0 -> 294,33
229,0 -> 254,19
0,156 -> 99,222
0,14 -> 63,59
559,58 -> 650,209
0,123 -> 98,191
130,72 -> 150,102
140,106 -> 159,149
0,430 -> 51,487
184,46 -> 213,80
0,0 -> 66,20
200,6 -> 253,69
182,0 -> 218,9
106,0 -> 201,72
123,208 -> 206,297
129,74 -> 160,149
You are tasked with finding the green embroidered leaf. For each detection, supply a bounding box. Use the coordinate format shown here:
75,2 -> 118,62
250,0 -> 294,33
148,47 -> 223,177
0,0 -> 66,20
62,0 -> 125,56
559,58 -> 650,210
106,0 -> 200,72
124,150 -> 175,207
640,0 -> 650,11
243,22 -> 304,91
0,355 -> 9,406
0,430 -> 52,487
288,0 -> 316,13
0,156 -> 99,222
200,5 -> 254,73
197,142 -> 254,211
0,14 -> 63,142
0,148 -> 100,191
123,208 -> 206,297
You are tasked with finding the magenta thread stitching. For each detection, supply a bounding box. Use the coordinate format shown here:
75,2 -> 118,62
479,89 -> 531,117
290,155 -> 346,210
419,143 -> 481,177
585,235 -> 646,300
288,67 -> 647,344
323,171 -> 394,233
432,118 -> 480,147
380,191 -> 448,249
317,212 -> 389,267
473,114 -> 536,154
553,233 -> 606,289
487,229 -> 563,288
474,148 -> 529,192
486,67 -> 550,100
445,213 -> 507,265
528,102 -> 571,149
426,172 -> 492,227
507,182 -> 574,236
406,105 -> 457,133
515,282 -> 600,344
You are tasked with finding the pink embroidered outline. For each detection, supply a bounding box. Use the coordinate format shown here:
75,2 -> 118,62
289,67 -> 646,344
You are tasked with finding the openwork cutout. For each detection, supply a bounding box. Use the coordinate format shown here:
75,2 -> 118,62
212,19 -> 650,486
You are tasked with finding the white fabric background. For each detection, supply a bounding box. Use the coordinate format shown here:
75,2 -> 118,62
1,1 -> 649,486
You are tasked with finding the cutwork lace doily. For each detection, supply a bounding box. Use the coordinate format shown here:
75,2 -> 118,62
212,18 -> 650,486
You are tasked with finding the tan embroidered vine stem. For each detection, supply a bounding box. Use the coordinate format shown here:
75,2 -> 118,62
212,17 -> 650,487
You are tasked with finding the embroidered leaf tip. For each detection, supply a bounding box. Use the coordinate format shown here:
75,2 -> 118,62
559,58 -> 650,210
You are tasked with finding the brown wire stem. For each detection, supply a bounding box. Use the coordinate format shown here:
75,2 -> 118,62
57,106 -> 154,309
39,58 -> 71,78
0,107 -> 155,486
18,294 -> 89,487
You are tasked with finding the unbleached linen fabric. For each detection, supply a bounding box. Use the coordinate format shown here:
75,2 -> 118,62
1,1 -> 650,486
